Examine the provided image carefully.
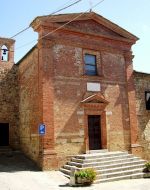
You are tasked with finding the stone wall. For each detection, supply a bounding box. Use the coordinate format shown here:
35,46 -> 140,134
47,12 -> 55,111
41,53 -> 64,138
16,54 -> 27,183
134,71 -> 150,160
0,38 -> 19,149
0,64 -> 19,148
18,47 -> 40,161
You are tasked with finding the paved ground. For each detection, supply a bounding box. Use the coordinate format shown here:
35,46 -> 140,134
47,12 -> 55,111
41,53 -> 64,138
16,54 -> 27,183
0,152 -> 149,190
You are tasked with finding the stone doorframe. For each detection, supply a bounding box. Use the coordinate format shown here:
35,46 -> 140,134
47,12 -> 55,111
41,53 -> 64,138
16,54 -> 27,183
81,93 -> 109,152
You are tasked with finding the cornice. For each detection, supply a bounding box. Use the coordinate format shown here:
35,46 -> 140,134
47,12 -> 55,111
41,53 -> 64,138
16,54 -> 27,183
30,12 -> 139,43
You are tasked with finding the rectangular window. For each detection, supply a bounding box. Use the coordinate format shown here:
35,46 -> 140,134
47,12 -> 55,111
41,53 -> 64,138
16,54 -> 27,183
84,54 -> 97,76
145,91 -> 150,110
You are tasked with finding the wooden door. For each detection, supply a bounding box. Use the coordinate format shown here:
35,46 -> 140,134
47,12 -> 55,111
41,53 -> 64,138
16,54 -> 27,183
88,115 -> 101,150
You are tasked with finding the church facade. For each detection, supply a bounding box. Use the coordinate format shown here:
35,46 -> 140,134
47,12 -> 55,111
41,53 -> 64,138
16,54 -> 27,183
0,12 -> 149,170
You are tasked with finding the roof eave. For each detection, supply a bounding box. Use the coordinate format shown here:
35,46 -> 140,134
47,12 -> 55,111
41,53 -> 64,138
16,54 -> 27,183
91,12 -> 139,42
17,45 -> 37,65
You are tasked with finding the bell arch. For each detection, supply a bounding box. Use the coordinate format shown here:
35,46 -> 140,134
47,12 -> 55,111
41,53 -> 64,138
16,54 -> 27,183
1,45 -> 8,61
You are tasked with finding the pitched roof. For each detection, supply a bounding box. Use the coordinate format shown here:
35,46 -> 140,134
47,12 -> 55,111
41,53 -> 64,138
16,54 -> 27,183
30,12 -> 138,42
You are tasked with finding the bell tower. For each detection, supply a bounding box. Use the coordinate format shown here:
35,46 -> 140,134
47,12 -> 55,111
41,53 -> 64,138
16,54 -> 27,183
0,37 -> 15,65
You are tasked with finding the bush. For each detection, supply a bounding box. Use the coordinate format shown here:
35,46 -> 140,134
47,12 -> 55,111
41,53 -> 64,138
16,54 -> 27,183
145,162 -> 150,172
75,168 -> 96,185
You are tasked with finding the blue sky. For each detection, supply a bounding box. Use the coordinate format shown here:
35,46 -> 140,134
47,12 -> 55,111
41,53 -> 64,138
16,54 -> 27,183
0,0 -> 150,73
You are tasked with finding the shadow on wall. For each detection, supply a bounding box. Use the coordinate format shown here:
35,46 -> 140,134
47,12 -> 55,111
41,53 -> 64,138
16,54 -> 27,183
101,61 -> 134,152
55,92 -> 85,157
0,64 -> 19,149
134,72 -> 150,160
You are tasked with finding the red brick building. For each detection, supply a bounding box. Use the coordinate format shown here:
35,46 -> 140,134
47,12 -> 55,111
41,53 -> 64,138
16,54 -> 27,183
0,12 -> 149,170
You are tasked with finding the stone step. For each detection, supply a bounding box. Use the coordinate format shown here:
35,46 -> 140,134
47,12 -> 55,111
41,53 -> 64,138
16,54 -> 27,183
95,172 -> 144,183
96,168 -> 144,179
96,164 -> 144,175
63,159 -> 145,171
75,151 -> 128,160
60,163 -> 145,176
72,154 -> 133,163
86,149 -> 108,154
68,157 -> 141,168
0,146 -> 13,155
60,151 -> 147,183
96,163 -> 145,174
0,146 -> 11,151
60,168 -> 71,175
95,160 -> 145,170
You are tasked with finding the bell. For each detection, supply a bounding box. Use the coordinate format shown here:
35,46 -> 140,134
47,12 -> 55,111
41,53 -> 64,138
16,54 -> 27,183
3,49 -> 7,55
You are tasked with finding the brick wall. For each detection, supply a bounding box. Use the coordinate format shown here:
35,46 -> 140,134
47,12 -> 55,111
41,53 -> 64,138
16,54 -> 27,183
134,71 -> 150,160
53,43 -> 131,164
53,45 -> 85,165
18,47 -> 40,161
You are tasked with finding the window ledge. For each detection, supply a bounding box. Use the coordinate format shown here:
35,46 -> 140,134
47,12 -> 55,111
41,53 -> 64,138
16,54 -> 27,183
81,74 -> 104,80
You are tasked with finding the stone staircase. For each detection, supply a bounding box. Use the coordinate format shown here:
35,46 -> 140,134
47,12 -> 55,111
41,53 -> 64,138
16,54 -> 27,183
0,146 -> 21,157
60,150 -> 146,183
0,146 -> 13,156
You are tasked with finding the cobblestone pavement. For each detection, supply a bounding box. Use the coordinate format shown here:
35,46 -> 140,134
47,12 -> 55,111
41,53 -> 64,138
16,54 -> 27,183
0,153 -> 150,190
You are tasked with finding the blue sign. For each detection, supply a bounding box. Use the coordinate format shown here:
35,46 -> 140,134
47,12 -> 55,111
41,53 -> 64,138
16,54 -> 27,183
39,124 -> 46,135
